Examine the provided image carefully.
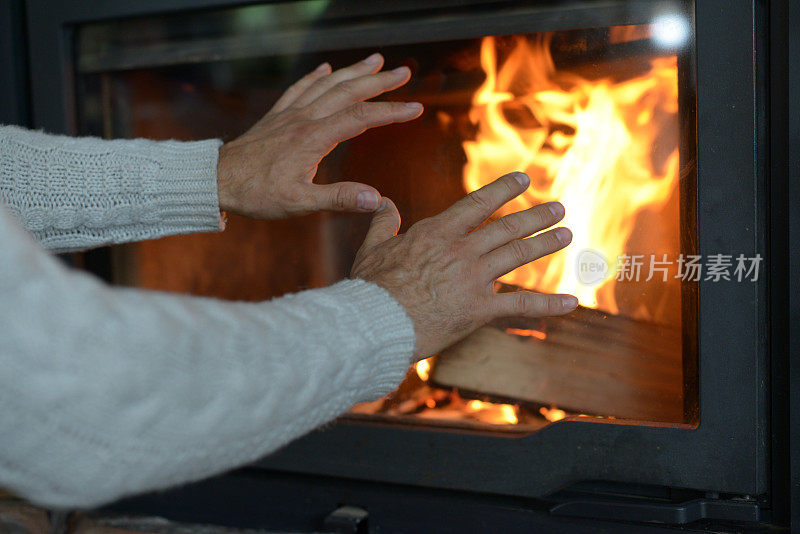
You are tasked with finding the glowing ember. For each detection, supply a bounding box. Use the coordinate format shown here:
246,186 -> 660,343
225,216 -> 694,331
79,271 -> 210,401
462,33 -> 679,316
467,400 -> 519,425
539,406 -> 567,422
505,327 -> 547,339
466,400 -> 484,411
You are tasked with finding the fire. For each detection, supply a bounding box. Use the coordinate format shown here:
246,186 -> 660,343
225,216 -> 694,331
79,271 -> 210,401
539,406 -> 567,422
467,400 -> 519,425
462,33 -> 679,313
415,358 -> 432,381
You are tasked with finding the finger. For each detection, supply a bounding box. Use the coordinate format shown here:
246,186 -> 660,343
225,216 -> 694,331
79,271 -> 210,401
303,181 -> 382,213
360,197 -> 401,253
482,227 -> 572,281
470,201 -> 565,253
492,291 -> 579,318
437,172 -> 530,234
314,101 -> 423,148
292,53 -> 385,109
306,67 -> 412,119
268,62 -> 332,116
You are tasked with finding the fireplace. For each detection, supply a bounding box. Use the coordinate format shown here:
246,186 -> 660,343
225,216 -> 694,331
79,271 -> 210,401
75,7 -> 697,431
20,0 -> 796,530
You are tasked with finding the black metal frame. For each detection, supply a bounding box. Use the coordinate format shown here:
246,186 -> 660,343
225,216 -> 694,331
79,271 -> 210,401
17,0 -> 796,528
777,0 -> 800,530
790,0 -> 800,526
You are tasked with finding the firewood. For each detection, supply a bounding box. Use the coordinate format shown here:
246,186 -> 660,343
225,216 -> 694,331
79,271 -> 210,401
431,305 -> 684,423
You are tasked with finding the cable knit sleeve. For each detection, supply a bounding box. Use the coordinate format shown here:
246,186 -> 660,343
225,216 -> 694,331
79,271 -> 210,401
0,125 -> 223,253
0,204 -> 415,509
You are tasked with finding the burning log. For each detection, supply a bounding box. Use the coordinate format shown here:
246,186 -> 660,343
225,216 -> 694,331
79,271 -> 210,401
436,32 -> 687,424
430,303 -> 684,423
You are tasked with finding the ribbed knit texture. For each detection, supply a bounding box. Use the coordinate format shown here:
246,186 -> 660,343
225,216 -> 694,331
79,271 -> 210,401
0,125 -> 223,252
0,128 -> 416,509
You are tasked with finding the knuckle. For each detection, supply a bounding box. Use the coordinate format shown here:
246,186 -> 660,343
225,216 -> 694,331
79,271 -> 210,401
509,239 -> 528,264
287,78 -> 311,96
466,190 -> 493,214
349,102 -> 371,122
530,206 -> 548,228
336,80 -> 358,98
498,214 -> 520,237
545,295 -> 559,316
332,186 -> 352,209
282,84 -> 301,100
513,292 -> 530,315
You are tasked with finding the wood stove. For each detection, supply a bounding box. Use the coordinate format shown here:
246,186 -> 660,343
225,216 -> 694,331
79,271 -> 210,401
14,0 -> 797,530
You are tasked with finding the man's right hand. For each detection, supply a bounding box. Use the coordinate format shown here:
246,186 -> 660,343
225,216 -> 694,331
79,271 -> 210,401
217,53 -> 421,220
351,172 -> 578,361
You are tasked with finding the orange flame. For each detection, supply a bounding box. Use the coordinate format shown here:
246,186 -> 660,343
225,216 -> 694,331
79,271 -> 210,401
467,400 -> 519,424
539,406 -> 567,422
462,34 -> 679,314
415,358 -> 432,381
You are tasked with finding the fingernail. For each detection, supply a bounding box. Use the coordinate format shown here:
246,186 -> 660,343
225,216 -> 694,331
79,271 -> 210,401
357,191 -> 380,211
405,102 -> 423,112
562,295 -> 579,309
315,62 -> 330,72
548,202 -> 564,218
363,53 -> 382,65
555,227 -> 572,244
376,198 -> 388,212
392,66 -> 410,76
513,172 -> 530,187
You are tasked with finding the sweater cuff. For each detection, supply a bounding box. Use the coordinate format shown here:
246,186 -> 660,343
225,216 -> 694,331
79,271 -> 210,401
324,278 -> 417,402
143,138 -> 224,234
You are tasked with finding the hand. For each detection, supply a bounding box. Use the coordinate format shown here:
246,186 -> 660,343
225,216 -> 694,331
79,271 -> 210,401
216,53 -> 423,220
351,172 -> 578,361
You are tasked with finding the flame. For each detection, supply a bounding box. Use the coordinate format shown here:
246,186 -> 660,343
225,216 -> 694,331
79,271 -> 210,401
467,400 -> 519,424
415,358 -> 432,381
462,33 -> 679,313
539,406 -> 567,422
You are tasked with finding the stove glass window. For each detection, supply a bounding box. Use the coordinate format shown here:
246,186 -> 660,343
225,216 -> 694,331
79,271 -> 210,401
76,0 -> 698,432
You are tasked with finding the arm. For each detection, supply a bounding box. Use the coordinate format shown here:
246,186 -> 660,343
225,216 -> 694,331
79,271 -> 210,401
0,172 -> 576,510
0,202 -> 414,509
0,125 -> 223,253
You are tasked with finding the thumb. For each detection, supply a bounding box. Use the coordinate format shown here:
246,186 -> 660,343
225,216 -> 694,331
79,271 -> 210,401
360,197 -> 401,252
308,182 -> 382,213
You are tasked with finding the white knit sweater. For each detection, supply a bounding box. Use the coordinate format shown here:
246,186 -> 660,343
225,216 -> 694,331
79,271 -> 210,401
0,125 -> 415,509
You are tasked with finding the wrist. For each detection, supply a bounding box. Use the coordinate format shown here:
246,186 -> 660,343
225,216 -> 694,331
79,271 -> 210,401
216,143 -> 236,214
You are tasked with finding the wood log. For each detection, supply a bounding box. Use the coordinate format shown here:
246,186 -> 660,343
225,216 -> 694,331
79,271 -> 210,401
431,305 -> 685,423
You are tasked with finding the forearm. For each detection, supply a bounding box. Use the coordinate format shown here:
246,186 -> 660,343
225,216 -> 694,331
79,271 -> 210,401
0,125 -> 223,252
0,206 -> 414,509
